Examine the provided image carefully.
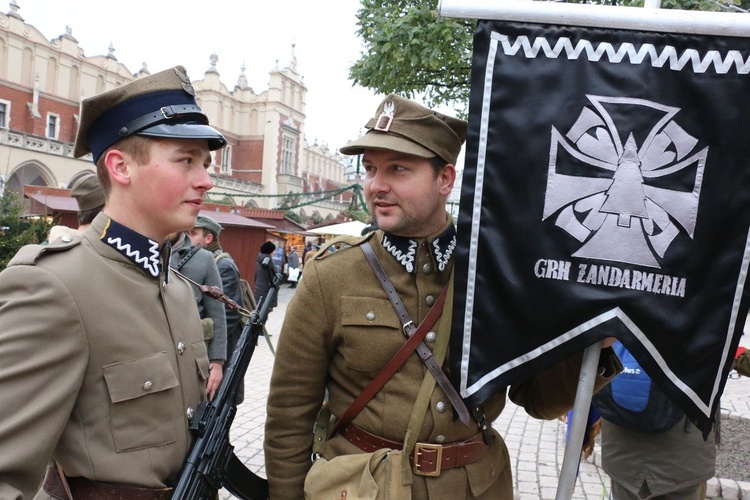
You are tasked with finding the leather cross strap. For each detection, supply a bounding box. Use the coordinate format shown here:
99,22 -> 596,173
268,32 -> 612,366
361,241 -> 471,426
333,283 -> 449,435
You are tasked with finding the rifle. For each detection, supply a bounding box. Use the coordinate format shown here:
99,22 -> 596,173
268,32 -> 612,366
172,257 -> 281,500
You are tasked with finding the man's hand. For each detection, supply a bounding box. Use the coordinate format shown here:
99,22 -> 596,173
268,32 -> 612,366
601,337 -> 617,348
206,362 -> 224,401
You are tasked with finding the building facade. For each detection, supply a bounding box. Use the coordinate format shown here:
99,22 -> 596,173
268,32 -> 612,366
0,1 -> 355,222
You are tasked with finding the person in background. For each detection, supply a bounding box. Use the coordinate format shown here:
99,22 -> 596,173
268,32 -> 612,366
735,345 -> 750,377
47,171 -> 106,242
189,214 -> 246,404
169,230 -> 227,400
286,245 -> 300,288
0,65 -> 226,497
301,240 -> 313,266
71,171 -> 106,232
264,94 -> 621,499
593,341 -> 716,500
255,241 -> 279,313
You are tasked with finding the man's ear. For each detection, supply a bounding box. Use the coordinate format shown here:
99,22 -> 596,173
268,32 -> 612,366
438,163 -> 456,196
206,232 -> 215,245
103,149 -> 131,187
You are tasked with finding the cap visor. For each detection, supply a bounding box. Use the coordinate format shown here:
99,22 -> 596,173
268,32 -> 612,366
138,122 -> 227,150
340,132 -> 435,158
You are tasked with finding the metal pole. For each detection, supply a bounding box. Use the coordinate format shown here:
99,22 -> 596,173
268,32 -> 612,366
438,0 -> 750,37
555,342 -> 603,500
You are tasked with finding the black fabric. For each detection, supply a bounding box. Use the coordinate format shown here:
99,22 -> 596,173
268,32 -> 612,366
450,19 -> 750,434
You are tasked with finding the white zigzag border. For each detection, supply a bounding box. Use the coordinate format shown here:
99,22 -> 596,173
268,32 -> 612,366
492,31 -> 750,74
106,237 -> 161,277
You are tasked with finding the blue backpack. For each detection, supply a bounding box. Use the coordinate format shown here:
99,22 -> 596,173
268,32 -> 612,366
593,342 -> 685,433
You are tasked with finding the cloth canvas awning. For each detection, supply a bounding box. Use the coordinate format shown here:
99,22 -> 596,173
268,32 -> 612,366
199,210 -> 274,229
308,221 -> 368,237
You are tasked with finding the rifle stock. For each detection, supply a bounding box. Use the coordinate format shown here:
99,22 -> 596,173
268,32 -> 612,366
173,259 -> 280,500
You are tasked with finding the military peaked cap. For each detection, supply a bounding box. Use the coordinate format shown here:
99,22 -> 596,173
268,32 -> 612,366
194,214 -> 223,236
340,94 -> 467,165
74,65 -> 226,163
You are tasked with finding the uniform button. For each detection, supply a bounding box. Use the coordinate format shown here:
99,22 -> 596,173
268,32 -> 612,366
162,280 -> 167,290
425,295 -> 436,306
435,435 -> 446,444
425,331 -> 437,343
177,342 -> 186,354
365,311 -> 375,321
142,381 -> 153,391
61,235 -> 73,243
436,401 -> 447,413
187,407 -> 195,420
422,263 -> 433,274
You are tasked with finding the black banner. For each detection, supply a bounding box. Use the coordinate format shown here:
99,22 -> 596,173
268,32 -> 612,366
451,19 -> 750,433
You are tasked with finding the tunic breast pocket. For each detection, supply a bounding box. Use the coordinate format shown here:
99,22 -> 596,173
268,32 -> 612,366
340,296 -> 402,372
103,352 -> 179,452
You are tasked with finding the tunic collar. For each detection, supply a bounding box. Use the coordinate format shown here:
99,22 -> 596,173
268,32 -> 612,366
99,218 -> 163,278
380,223 -> 456,274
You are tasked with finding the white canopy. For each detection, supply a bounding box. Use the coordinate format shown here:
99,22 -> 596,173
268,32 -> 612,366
308,220 -> 368,237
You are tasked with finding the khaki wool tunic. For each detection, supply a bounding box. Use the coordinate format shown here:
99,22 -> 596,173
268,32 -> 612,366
264,221 -> 620,500
0,214 -> 208,499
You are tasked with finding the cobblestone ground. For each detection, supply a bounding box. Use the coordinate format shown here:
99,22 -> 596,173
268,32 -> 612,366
218,286 -> 750,499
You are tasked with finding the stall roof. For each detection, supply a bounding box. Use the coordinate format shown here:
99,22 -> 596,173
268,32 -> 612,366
200,210 -> 274,229
26,191 -> 273,229
26,193 -> 78,212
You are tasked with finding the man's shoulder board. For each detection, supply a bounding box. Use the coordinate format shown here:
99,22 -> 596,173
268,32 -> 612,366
8,236 -> 82,267
315,232 -> 376,261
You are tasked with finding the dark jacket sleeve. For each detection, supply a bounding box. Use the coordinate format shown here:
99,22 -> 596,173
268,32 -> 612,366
509,346 -> 622,420
217,256 -> 242,336
735,349 -> 750,377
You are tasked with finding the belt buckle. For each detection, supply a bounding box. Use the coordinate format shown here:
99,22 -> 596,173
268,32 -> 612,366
413,442 -> 443,477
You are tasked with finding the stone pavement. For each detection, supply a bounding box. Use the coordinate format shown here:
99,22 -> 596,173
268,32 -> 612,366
221,285 -> 750,499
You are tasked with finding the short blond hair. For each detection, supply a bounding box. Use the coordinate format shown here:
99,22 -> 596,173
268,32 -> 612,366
95,135 -> 155,196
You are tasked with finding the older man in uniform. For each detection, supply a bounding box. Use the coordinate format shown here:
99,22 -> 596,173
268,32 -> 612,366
0,65 -> 226,498
264,94 -> 621,499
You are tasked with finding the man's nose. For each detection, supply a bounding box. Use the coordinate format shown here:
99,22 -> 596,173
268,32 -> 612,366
366,170 -> 389,194
195,168 -> 213,192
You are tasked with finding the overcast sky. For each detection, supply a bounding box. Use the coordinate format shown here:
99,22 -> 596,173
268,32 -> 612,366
14,0 -> 385,152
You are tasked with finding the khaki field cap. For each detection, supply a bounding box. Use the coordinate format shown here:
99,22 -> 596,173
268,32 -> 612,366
74,65 -> 227,163
339,93 -> 467,165
70,172 -> 105,212
194,214 -> 223,237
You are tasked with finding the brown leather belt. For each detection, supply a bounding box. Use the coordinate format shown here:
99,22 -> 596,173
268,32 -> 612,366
340,424 -> 488,477
43,464 -> 173,500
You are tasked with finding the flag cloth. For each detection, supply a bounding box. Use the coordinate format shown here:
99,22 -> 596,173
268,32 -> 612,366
450,19 -> 750,434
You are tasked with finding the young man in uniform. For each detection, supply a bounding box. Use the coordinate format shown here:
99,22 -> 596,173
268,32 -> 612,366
168,229 -> 227,400
264,94 -> 621,499
188,214 -> 246,403
0,65 -> 226,498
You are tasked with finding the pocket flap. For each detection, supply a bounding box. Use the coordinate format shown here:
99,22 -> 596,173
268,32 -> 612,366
103,352 -> 179,403
341,296 -> 399,328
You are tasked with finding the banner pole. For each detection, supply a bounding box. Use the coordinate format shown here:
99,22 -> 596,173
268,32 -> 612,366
555,342 -> 602,500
